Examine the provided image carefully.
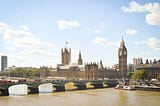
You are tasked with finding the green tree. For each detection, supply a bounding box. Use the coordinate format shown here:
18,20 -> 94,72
132,69 -> 148,80
132,73 -> 136,80
0,68 -> 40,78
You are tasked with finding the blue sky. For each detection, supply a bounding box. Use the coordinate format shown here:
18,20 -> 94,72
0,0 -> 160,69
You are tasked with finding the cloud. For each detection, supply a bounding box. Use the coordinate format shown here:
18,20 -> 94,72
93,37 -> 116,48
122,1 -> 160,26
135,37 -> 160,51
57,20 -> 80,29
85,22 -> 107,34
126,28 -> 138,35
0,22 -> 9,30
142,51 -> 151,56
0,22 -> 58,67
6,46 -> 16,51
21,25 -> 30,30
146,37 -> 160,51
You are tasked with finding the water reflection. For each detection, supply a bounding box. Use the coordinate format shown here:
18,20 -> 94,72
0,88 -> 160,106
118,90 -> 128,106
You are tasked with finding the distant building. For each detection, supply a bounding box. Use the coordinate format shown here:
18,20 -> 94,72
99,60 -> 104,69
133,58 -> 143,65
136,59 -> 160,80
78,50 -> 83,65
127,64 -> 135,72
85,63 -> 98,80
61,48 -> 71,65
1,56 -> 7,71
118,37 -> 127,78
50,38 -> 129,80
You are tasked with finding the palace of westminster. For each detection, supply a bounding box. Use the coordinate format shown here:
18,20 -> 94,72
2,37 -> 160,80
40,38 -> 128,80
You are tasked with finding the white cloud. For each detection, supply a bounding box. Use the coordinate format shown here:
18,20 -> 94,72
135,37 -> 160,51
146,37 -> 160,51
126,28 -> 138,35
6,46 -> 16,51
57,20 -> 80,29
142,51 -> 151,56
0,22 -> 9,30
93,37 -> 116,48
122,1 -> 160,26
86,22 -> 107,34
134,40 -> 146,45
21,25 -> 30,30
0,22 -> 58,67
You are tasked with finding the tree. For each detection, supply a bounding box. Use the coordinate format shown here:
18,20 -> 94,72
132,73 -> 136,80
132,69 -> 148,80
0,68 -> 40,78
127,72 -> 133,79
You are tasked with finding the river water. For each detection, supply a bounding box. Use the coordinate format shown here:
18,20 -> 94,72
0,88 -> 160,106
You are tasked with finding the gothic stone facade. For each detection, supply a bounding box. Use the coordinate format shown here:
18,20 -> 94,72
118,38 -> 127,78
61,48 -> 71,65
49,63 -> 121,80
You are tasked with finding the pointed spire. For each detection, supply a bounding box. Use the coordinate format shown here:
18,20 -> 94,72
79,50 -> 81,57
121,36 -> 125,46
78,50 -> 83,65
99,60 -> 104,69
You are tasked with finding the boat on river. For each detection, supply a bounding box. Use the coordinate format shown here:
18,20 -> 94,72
115,84 -> 136,90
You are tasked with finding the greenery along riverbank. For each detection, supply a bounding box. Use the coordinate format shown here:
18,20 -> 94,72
0,68 -> 40,78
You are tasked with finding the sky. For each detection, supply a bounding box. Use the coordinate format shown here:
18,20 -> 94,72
0,0 -> 160,69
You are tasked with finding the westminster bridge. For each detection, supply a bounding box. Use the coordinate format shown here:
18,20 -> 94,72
0,79 -> 118,96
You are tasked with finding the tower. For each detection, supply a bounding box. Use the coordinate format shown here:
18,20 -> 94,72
118,37 -> 127,78
85,63 -> 98,80
99,60 -> 104,69
61,48 -> 71,65
78,50 -> 83,65
1,56 -> 7,71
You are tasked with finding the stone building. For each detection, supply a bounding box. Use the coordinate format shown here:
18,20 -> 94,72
118,37 -> 127,78
99,60 -> 104,69
85,63 -> 99,80
39,66 -> 49,79
133,58 -> 143,65
78,51 -> 83,65
136,59 -> 160,80
49,38 -> 128,80
61,48 -> 71,65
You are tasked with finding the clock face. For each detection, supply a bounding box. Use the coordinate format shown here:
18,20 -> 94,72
119,51 -> 122,56
123,51 -> 127,55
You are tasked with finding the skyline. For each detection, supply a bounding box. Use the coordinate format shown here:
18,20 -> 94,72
0,0 -> 160,68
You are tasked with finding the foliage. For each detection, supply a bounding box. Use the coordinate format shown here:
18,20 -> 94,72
132,73 -> 136,80
0,68 -> 40,78
132,69 -> 148,80
127,72 -> 133,79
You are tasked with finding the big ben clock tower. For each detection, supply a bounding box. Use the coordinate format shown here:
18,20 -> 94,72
118,37 -> 127,79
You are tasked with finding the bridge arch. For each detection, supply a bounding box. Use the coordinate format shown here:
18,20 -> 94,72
86,82 -> 94,89
8,84 -> 28,95
102,82 -> 108,87
64,82 -> 77,90
38,83 -> 53,93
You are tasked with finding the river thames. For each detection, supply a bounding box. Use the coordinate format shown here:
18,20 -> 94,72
0,88 -> 160,106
